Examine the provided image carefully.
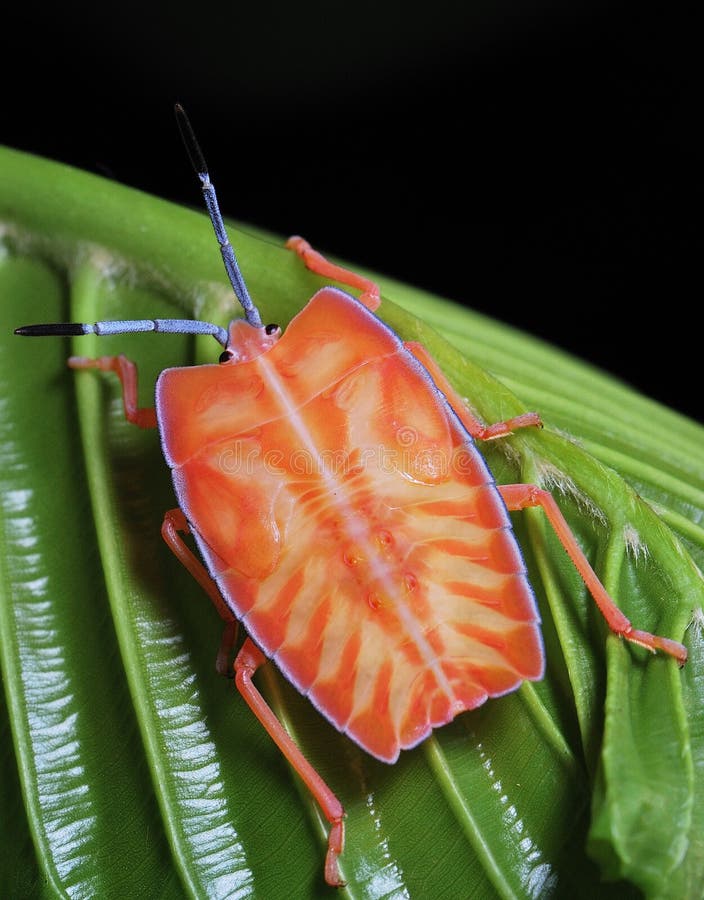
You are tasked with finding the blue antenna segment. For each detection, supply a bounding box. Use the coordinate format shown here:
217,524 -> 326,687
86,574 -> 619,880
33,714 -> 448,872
15,319 -> 229,346
89,318 -> 229,344
198,172 -> 263,328
175,104 -> 263,329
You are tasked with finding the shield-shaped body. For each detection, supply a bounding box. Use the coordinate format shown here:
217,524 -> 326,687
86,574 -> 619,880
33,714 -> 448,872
156,287 -> 544,763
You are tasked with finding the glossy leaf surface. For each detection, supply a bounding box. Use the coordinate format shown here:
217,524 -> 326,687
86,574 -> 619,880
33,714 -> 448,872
1,146 -> 702,898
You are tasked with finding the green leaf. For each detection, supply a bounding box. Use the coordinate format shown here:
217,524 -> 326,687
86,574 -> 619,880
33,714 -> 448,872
1,145 -> 702,899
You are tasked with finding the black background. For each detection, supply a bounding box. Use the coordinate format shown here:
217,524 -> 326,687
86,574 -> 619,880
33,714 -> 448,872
4,2 -> 699,421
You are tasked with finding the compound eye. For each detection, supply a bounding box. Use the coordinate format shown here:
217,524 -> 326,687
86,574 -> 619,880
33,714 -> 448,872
265,323 -> 280,336
219,349 -> 234,364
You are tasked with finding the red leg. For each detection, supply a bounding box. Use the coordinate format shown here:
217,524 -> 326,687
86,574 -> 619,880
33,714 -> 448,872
499,483 -> 688,664
235,638 -> 346,887
69,354 -> 157,429
162,508 -> 237,675
406,340 -> 543,439
286,235 -> 381,312
163,511 -> 346,884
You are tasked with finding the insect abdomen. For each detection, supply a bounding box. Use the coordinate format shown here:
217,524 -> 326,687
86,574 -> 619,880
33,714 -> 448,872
159,289 -> 544,761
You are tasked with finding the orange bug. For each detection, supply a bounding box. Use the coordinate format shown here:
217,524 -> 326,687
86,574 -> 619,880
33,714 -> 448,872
15,106 -> 687,887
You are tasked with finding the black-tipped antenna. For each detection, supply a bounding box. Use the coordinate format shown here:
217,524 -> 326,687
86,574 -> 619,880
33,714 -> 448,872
14,319 -> 229,346
174,103 -> 262,328
15,323 -> 91,337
